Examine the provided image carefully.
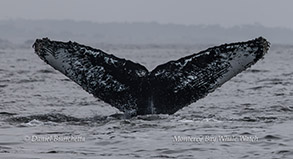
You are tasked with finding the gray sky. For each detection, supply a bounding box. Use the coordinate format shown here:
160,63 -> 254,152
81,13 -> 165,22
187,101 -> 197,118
1,0 -> 292,29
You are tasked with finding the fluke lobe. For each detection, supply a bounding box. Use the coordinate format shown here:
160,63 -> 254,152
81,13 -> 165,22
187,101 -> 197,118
33,37 -> 270,117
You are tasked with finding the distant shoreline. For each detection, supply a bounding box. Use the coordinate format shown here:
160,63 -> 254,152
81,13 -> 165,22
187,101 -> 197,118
1,19 -> 293,45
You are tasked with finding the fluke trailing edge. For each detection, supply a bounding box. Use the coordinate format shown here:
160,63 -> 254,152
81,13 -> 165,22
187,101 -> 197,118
33,37 -> 270,117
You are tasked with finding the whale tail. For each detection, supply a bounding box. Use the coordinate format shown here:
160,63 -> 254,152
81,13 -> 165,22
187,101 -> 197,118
33,37 -> 270,116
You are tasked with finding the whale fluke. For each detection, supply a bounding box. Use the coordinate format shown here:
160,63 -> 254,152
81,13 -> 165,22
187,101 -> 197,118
33,37 -> 270,117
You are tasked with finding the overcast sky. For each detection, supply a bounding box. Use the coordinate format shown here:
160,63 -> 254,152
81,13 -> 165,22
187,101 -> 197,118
1,0 -> 292,29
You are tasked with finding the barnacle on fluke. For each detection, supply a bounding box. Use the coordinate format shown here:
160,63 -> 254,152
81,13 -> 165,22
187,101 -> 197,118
33,37 -> 270,117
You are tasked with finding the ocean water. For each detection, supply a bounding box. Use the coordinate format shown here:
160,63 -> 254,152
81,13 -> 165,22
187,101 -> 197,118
0,44 -> 293,159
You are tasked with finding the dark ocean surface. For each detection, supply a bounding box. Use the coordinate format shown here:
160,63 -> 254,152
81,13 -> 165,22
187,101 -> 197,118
0,44 -> 292,159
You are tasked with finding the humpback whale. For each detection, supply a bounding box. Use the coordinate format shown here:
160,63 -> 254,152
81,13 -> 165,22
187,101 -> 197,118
33,37 -> 270,117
